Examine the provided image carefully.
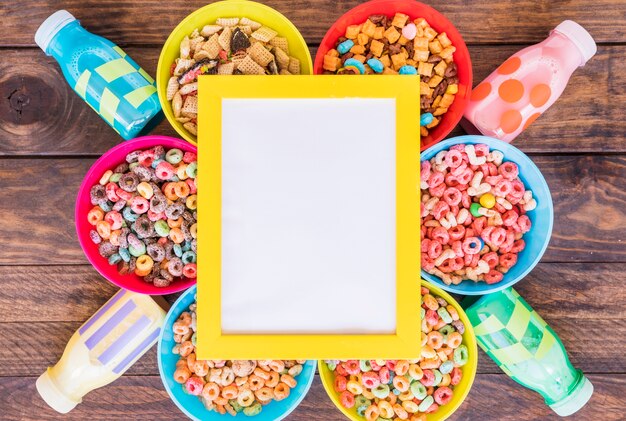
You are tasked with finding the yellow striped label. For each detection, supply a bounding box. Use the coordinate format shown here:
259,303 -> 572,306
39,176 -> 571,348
138,68 -> 155,85
95,58 -> 136,83
491,342 -> 534,366
100,88 -> 120,125
75,70 -> 91,99
535,330 -> 557,360
506,300 -> 532,341
112,46 -> 127,57
124,84 -> 157,108
474,314 -> 505,337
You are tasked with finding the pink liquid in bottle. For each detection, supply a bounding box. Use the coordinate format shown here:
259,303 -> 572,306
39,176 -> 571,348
462,21 -> 596,143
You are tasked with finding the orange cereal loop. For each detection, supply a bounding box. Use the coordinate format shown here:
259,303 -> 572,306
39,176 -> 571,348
248,375 -> 265,391
497,56 -> 521,75
254,367 -> 271,380
134,266 -> 151,277
500,109 -> 523,134
179,340 -> 194,357
523,112 -> 542,130
168,217 -> 183,228
255,386 -> 274,401
471,82 -> 491,101
280,374 -> 297,388
530,83 -> 551,107
214,396 -> 228,406
265,370 -> 280,387
164,183 -> 178,200
88,207 -> 104,225
215,404 -> 226,415
221,384 -> 239,399
273,382 -> 290,401
498,79 -> 525,103
174,181 -> 190,198
269,360 -> 285,372
169,227 -> 185,244
96,220 -> 112,239
174,367 -> 191,384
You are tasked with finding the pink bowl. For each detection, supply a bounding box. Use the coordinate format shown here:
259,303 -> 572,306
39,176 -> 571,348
76,136 -> 197,295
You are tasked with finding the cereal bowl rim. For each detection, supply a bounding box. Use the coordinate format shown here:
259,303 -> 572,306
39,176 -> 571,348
420,135 -> 554,295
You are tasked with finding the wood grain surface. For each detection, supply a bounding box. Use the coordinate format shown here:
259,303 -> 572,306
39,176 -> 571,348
1,0 -> 625,420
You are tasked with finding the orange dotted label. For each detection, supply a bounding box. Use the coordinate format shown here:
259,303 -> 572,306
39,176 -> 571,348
530,84 -> 552,107
523,112 -> 542,130
500,109 -> 522,134
471,82 -> 492,101
497,57 -> 521,75
498,79 -> 525,103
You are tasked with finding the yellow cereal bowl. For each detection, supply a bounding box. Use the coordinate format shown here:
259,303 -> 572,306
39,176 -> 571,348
318,280 -> 477,421
157,0 -> 313,144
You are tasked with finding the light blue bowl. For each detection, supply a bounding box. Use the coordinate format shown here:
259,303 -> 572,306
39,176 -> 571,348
157,285 -> 316,420
421,135 -> 554,295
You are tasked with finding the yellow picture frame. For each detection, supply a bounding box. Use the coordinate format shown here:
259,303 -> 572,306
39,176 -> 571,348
197,75 -> 421,359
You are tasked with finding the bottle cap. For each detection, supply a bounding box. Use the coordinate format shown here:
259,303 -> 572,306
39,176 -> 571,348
549,375 -> 594,417
34,10 -> 76,55
554,20 -> 597,65
36,368 -> 81,413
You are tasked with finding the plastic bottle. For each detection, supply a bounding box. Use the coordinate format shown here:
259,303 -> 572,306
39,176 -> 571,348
35,10 -> 163,140
462,20 -> 596,142
36,289 -> 167,413
464,288 -> 593,417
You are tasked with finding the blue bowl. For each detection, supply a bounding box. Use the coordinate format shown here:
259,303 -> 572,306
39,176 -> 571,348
421,135 -> 554,295
157,285 -> 316,420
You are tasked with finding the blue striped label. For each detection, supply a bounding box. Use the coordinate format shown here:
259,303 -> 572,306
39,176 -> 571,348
79,289 -> 126,335
97,315 -> 151,365
112,327 -> 161,374
84,299 -> 136,350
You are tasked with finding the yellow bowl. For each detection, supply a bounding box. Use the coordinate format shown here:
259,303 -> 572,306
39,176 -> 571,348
318,280 -> 478,421
156,0 -> 313,144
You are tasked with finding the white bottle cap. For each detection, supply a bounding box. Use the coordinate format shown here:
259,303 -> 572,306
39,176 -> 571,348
34,10 -> 76,55
554,20 -> 597,65
36,368 -> 81,413
548,375 -> 594,417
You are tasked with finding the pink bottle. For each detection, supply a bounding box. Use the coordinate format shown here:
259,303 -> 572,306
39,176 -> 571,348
462,20 -> 596,142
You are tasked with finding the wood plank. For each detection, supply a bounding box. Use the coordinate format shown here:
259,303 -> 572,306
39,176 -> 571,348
2,155 -> 626,265
1,45 -> 625,155
2,0 -> 625,47
0,374 -> 623,420
0,264 -> 623,376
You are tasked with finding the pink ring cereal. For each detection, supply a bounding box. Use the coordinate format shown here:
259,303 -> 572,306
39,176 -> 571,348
421,144 -> 535,285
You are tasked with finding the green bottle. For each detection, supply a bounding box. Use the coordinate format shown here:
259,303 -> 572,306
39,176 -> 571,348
464,288 -> 593,417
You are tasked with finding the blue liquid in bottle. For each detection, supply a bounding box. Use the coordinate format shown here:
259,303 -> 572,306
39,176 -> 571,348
35,10 -> 162,140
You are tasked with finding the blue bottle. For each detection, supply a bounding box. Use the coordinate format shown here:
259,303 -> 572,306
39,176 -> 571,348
35,10 -> 162,140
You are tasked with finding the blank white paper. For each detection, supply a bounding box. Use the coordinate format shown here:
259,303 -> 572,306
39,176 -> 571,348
220,98 -> 396,334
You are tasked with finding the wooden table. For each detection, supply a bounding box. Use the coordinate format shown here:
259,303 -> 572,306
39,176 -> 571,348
1,1 -> 625,419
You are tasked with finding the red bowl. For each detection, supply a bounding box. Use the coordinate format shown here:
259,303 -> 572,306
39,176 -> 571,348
314,0 -> 472,150
76,136 -> 197,295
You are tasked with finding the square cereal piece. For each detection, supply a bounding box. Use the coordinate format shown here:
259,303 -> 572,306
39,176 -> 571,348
217,62 -> 235,75
429,39 -> 443,54
426,117 -> 440,129
440,93 -> 455,108
369,39 -> 385,57
380,54 -> 391,67
391,53 -> 407,70
384,26 -> 401,44
238,55 -> 265,74
231,52 -> 248,67
274,47 -> 290,69
361,19 -> 377,38
383,66 -> 398,75
326,48 -> 340,57
373,26 -> 385,39
345,24 -> 362,39
413,50 -> 430,62
421,126 -> 429,137
288,56 -> 300,74
437,32 -> 452,48
323,54 -> 342,72
202,33 -> 221,59
252,26 -> 278,43
428,75 -> 443,88
398,35 -> 409,46
357,33 -> 370,46
350,44 -> 366,55
391,12 -> 409,28
216,17 -> 239,27
417,61 -> 434,77
352,54 -> 367,63
248,42 -> 275,67
439,46 -> 456,61
415,26 -> 424,38
420,81 -> 432,97
446,84 -> 459,95
414,17 -> 429,28
432,94 -> 442,108
240,17 -> 262,31
433,107 -> 448,116
414,37 -> 429,51
218,26 -> 232,51
406,58 -> 417,67
237,25 -> 253,36
269,36 -> 289,54
434,60 -> 448,77
424,27 -> 438,41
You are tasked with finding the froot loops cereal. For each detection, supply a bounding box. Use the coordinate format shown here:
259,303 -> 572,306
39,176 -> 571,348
168,16 -> 303,137
321,13 -> 458,138
171,298 -> 306,416
421,143 -> 536,285
87,146 -> 198,288
324,285 -> 468,420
